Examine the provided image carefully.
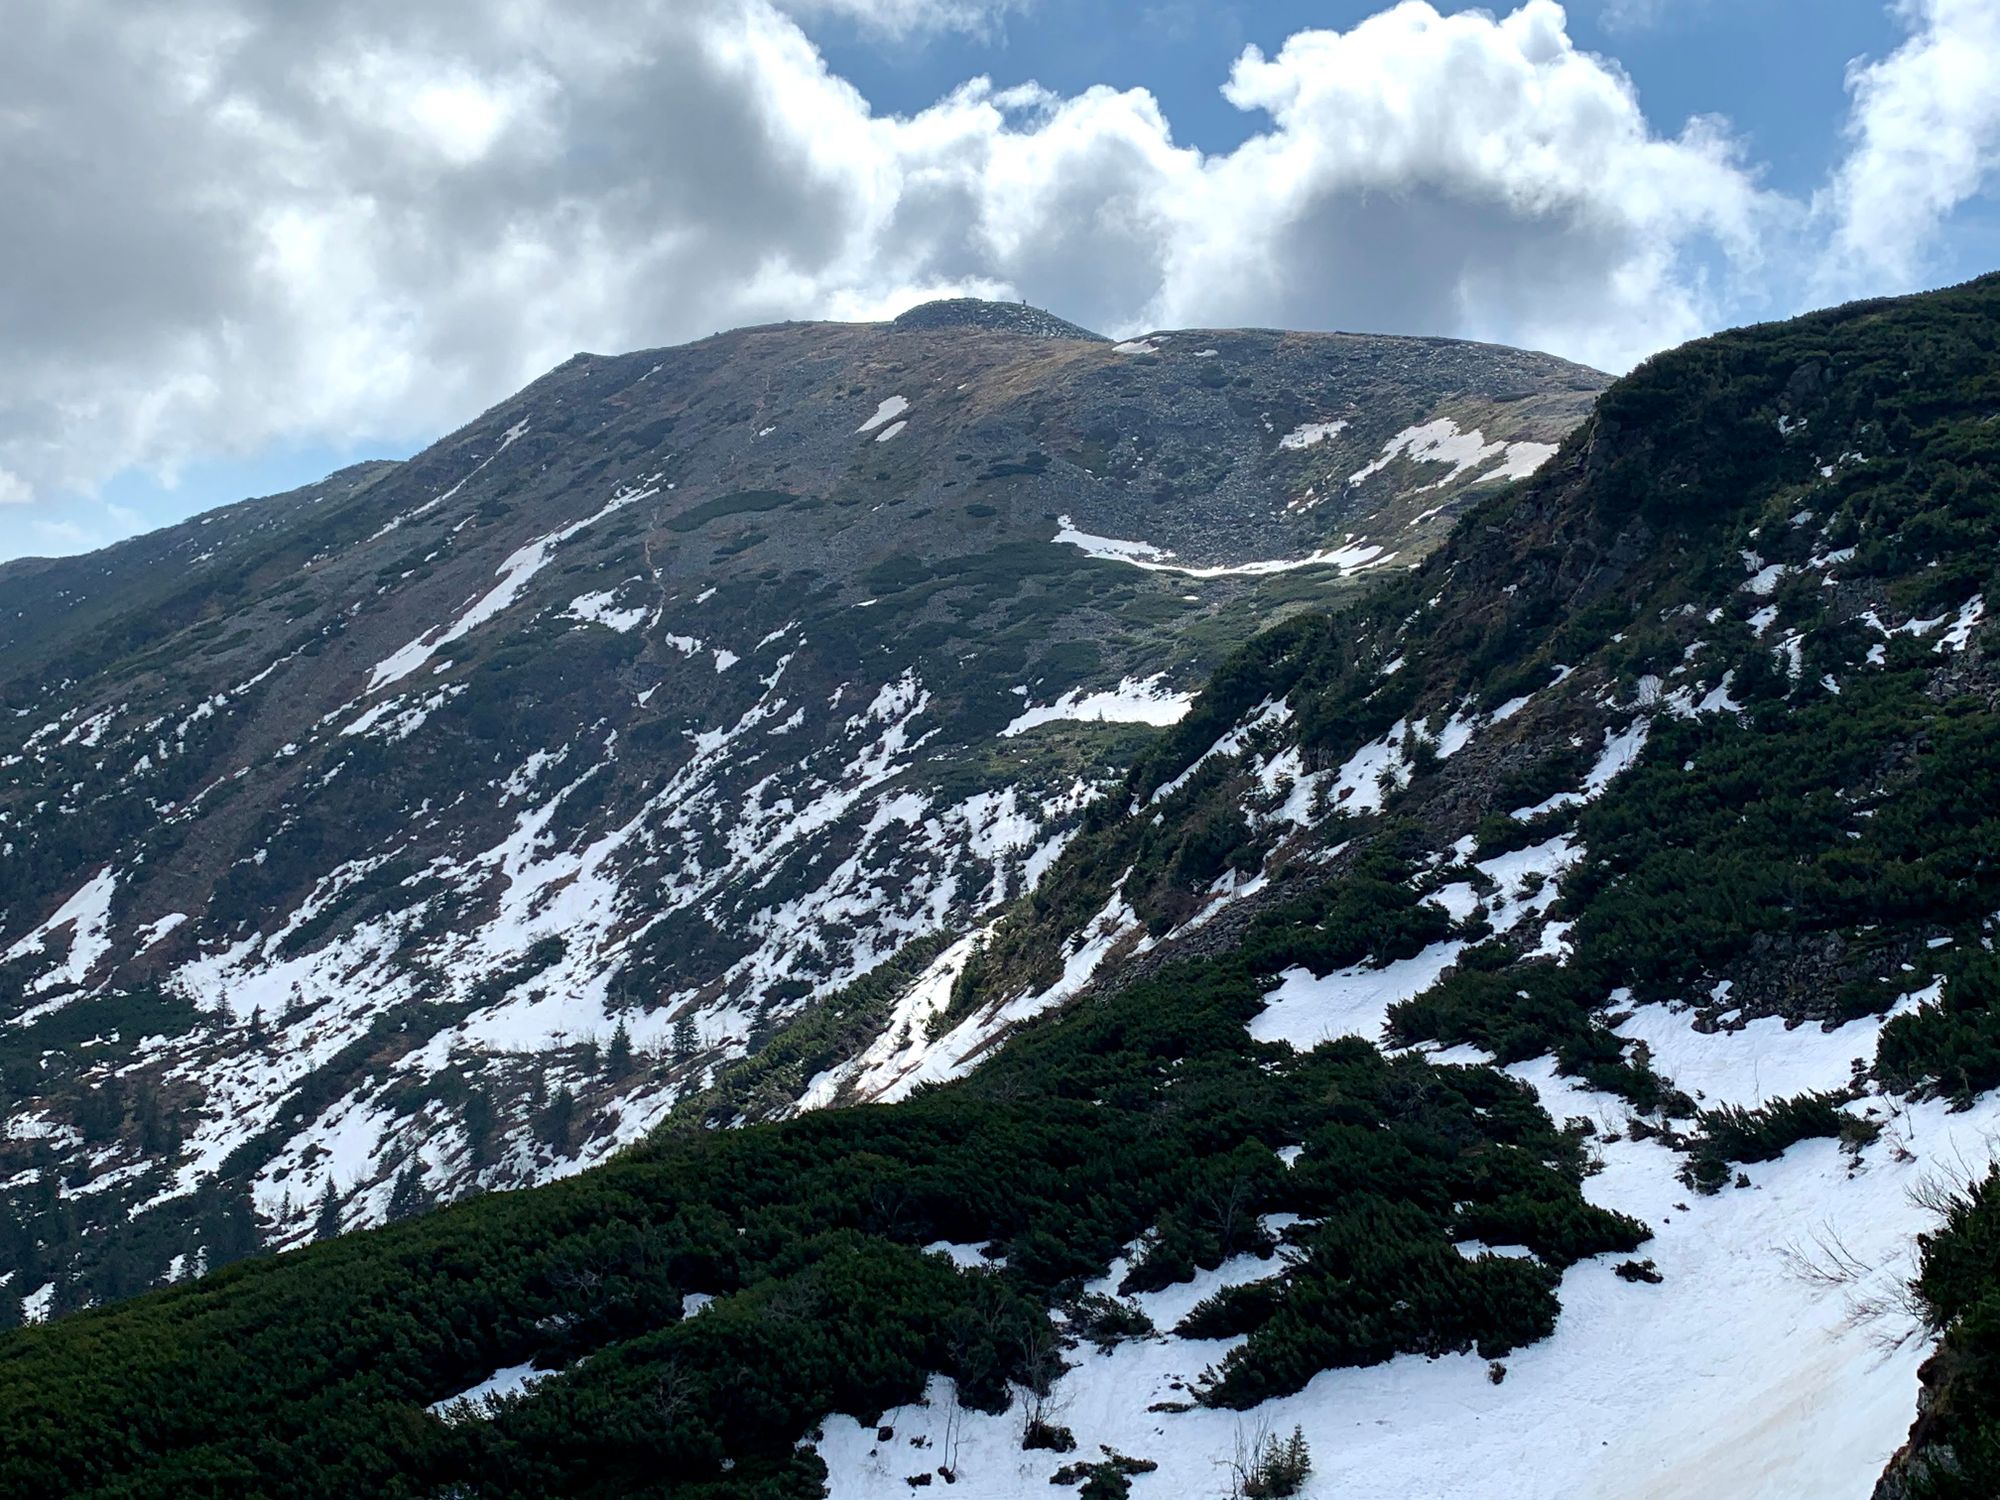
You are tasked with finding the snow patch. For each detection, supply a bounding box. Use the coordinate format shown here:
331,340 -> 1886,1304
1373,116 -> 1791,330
822,1021 -> 2000,1500
1935,594 -> 1984,653
1251,940 -> 1466,1052
855,395 -> 909,433
4,867 -> 118,999
1278,419 -> 1348,451
428,1362 -> 555,1421
1053,515 -> 1389,579
368,481 -> 655,690
1613,1003 -> 1891,1110
1000,675 -> 1193,737
566,590 -> 648,634
1348,419 -> 1554,492
846,886 -> 1146,1105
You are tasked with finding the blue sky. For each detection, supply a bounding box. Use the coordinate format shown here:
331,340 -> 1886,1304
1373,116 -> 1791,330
818,3 -> 1898,196
3,0 -> 1995,563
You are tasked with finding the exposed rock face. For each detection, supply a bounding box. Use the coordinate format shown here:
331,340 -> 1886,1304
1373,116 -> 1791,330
0,308 -> 1601,1295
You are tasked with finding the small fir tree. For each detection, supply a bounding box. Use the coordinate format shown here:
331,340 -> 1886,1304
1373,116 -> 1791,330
385,1163 -> 432,1224
538,1086 -> 577,1148
311,1179 -> 342,1242
607,1019 -> 634,1075
202,1183 -> 261,1268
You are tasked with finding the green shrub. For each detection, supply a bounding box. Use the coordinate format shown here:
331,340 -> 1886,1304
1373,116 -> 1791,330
1879,954 -> 2000,1103
1678,1091 -> 1851,1194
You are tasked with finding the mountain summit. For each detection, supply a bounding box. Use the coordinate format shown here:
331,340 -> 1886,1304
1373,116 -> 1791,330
0,309 -> 1600,1292
889,298 -> 1108,341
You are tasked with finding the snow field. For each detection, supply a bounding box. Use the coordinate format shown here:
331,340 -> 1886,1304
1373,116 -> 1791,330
819,939 -> 1993,1500
1347,418 -> 1557,492
1053,516 -> 1390,579
855,395 -> 909,433
1001,675 -> 1194,737
111,647 -> 1117,1243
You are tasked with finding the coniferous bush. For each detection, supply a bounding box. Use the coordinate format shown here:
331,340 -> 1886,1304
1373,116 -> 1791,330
1678,1091 -> 1851,1194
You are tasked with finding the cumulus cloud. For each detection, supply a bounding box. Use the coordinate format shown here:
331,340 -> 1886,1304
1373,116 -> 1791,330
0,0 -> 1971,561
1817,0 -> 2000,294
1170,5 -> 1781,364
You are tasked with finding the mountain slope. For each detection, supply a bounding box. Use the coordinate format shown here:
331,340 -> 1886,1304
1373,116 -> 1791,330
0,303 -> 1601,1307
4,278 -> 1998,1497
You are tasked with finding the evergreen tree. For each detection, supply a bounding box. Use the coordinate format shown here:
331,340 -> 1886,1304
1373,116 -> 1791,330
311,1179 -> 342,1242
1242,1426 -> 1312,1498
607,1019 -> 634,1076
49,1271 -> 88,1320
385,1163 -> 432,1224
74,1083 -> 124,1146
136,1084 -> 179,1157
31,1173 -> 77,1258
89,1231 -> 151,1305
461,1085 -> 496,1168
538,1087 -> 577,1148
0,1197 -> 36,1277
672,1015 -> 699,1060
201,1184 -> 261,1268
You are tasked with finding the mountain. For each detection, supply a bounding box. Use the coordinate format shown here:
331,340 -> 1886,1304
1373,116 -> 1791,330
0,302 -> 1602,1308
6,275 -> 2000,1499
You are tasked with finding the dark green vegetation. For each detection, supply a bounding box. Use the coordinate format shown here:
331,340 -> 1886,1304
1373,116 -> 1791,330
0,885 -> 1632,1497
1228,1427 -> 1313,1499
663,932 -> 957,1127
1884,1166 -> 2000,1498
1677,1091 -> 1860,1195
978,272 -> 2000,1102
0,461 -> 401,680
883,273 -> 2000,1493
663,490 -> 805,533
1881,950 -> 2000,1106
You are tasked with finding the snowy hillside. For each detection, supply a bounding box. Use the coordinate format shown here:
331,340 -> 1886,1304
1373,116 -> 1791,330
0,303 -> 1600,1308
7,276 -> 2000,1500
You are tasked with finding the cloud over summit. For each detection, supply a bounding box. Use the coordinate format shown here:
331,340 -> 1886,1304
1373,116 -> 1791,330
0,0 -> 1994,559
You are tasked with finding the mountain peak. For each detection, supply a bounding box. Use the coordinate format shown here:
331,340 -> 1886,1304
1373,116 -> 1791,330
889,297 -> 1108,342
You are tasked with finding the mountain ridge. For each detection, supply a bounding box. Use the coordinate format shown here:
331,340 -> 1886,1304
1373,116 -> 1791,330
0,305 -> 1602,1305
8,274 -> 2000,1497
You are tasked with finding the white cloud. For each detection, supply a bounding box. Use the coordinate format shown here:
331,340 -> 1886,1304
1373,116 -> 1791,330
1164,2 -> 1784,367
1817,0 -> 2000,294
1590,0 -> 1670,31
0,0 -> 1968,563
774,0 -> 1027,37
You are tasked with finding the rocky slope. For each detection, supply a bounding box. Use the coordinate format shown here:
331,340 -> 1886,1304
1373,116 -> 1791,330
5,272 -> 1995,1500
818,271 -> 2000,1500
5,274 -> 2000,1499
0,302 -> 1601,1306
